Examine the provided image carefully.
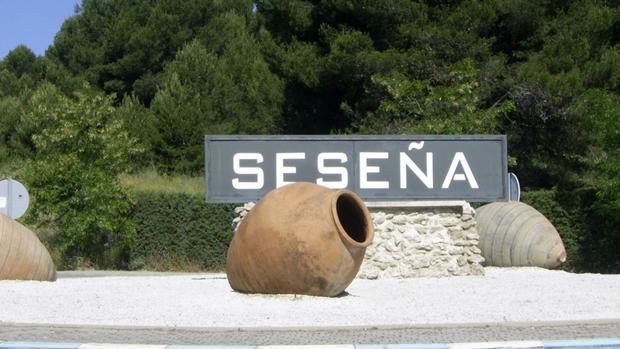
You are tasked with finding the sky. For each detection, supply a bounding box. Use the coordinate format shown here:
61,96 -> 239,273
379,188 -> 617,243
0,0 -> 79,59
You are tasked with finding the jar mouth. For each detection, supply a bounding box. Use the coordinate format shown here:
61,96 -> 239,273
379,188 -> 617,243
331,190 -> 374,248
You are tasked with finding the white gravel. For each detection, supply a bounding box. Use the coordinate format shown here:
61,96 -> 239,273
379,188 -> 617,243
0,267 -> 619,328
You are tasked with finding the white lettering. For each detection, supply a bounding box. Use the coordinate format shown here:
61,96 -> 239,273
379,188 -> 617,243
400,152 -> 433,189
360,152 -> 389,189
442,152 -> 479,189
317,152 -> 348,189
232,153 -> 264,190
276,152 -> 306,188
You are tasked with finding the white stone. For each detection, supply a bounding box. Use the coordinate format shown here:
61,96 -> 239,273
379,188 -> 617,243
380,232 -> 392,240
455,239 -> 474,246
384,240 -> 398,252
467,246 -> 482,254
457,255 -> 468,266
416,243 -> 433,251
464,232 -> 480,240
468,254 -> 485,264
373,212 -> 386,225
447,246 -> 465,255
383,221 -> 396,232
462,220 -> 476,230
392,214 -> 408,225
439,216 -> 461,227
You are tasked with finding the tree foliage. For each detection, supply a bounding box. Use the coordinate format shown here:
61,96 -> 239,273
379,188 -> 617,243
47,0 -> 254,103
19,84 -> 141,268
150,12 -> 283,173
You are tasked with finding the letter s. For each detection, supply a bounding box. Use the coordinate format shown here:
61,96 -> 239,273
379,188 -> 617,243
232,153 -> 264,190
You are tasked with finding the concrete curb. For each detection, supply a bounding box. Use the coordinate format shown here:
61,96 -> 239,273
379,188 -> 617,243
1,339 -> 620,349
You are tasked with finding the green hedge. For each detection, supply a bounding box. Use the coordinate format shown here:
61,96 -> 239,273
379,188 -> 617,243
521,189 -> 584,271
129,191 -> 236,271
521,188 -> 620,273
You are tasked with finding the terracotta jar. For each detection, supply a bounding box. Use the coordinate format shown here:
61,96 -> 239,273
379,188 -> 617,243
476,201 -> 566,268
0,214 -> 57,281
226,182 -> 374,296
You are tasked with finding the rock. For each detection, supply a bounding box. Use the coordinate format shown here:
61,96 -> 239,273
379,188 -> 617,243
463,204 -> 475,216
392,214 -> 408,225
439,216 -> 461,227
447,246 -> 465,255
412,255 -> 431,269
455,239 -> 474,246
416,243 -> 433,251
365,269 -> 379,279
410,215 -> 428,224
461,220 -> 476,230
429,224 -> 446,233
464,232 -> 480,240
384,240 -> 398,252
380,232 -> 392,240
467,246 -> 482,254
383,221 -> 396,232
468,254 -> 485,264
457,255 -> 468,266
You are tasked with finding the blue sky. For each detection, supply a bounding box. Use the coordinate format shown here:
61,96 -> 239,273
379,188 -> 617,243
0,0 -> 79,59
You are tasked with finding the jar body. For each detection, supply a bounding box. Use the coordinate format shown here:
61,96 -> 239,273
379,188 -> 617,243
0,214 -> 57,281
226,182 -> 374,296
476,201 -> 566,268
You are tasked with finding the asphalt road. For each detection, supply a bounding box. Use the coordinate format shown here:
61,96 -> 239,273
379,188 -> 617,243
1,320 -> 620,345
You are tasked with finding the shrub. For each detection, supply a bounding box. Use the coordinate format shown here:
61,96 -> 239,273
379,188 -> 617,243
20,84 -> 140,269
522,188 -> 620,273
521,189 -> 584,271
130,191 -> 235,271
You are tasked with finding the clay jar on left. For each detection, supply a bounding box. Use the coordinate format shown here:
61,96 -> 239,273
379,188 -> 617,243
0,213 -> 57,281
226,182 -> 374,297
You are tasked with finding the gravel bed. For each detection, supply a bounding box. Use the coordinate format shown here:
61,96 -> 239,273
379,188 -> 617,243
0,267 -> 619,328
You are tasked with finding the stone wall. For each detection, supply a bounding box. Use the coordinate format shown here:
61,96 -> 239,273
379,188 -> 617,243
359,202 -> 484,279
232,201 -> 484,279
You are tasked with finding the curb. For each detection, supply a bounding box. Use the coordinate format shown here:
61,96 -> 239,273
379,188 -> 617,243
1,339 -> 620,349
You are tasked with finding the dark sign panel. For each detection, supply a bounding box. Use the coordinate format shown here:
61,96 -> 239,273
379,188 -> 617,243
205,135 -> 508,203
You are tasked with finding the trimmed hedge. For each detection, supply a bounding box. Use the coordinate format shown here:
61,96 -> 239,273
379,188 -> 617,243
521,189 -> 584,271
129,191 -> 236,271
522,188 -> 620,273
88,187 -> 620,274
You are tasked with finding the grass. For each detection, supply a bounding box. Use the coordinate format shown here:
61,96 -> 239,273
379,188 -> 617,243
120,168 -> 204,195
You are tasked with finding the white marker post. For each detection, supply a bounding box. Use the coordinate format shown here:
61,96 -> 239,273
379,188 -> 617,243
0,178 -> 30,219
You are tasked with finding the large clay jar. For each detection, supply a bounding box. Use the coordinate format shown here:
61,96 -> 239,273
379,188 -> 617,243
0,214 -> 57,281
226,182 -> 374,296
476,201 -> 566,268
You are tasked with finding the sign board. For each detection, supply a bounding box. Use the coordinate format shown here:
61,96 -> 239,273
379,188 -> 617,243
205,135 -> 508,203
0,178 -> 30,219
